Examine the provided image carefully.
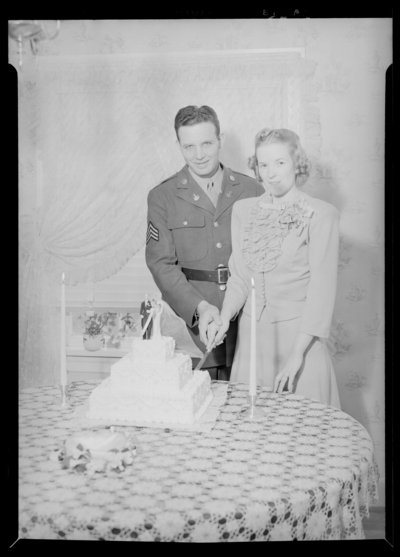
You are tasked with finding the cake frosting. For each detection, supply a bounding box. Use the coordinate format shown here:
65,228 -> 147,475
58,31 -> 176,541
87,335 -> 213,425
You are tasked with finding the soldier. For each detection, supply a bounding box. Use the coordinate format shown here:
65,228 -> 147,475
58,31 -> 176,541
145,105 -> 264,380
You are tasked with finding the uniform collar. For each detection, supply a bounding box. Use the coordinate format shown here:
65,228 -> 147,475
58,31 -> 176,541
177,163 -> 241,188
221,164 -> 241,189
174,164 -> 245,217
175,165 -> 215,213
176,165 -> 195,189
187,164 -> 223,192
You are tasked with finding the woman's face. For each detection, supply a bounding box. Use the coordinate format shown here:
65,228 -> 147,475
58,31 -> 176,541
256,142 -> 297,198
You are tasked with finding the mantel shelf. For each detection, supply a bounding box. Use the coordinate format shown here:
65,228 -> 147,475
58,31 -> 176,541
67,347 -> 130,358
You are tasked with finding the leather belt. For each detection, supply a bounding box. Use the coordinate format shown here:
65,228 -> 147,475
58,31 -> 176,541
182,266 -> 230,284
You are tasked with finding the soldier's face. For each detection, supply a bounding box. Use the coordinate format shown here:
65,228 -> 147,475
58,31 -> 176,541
177,122 -> 222,178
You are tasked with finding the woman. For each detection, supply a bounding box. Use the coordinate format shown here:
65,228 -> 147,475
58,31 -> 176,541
200,128 -> 341,408
150,297 -> 163,340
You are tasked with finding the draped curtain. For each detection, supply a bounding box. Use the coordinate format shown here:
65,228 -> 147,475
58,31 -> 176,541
18,50 -> 320,389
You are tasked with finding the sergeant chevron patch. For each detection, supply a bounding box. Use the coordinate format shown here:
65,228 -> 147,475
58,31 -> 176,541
146,221 -> 159,244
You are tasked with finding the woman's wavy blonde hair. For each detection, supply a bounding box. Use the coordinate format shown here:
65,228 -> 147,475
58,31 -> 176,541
248,128 -> 311,187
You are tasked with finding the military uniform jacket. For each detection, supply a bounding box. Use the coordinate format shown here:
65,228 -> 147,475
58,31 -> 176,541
146,164 -> 264,367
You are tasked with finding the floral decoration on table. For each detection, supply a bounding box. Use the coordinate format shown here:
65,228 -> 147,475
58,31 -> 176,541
50,427 -> 138,475
243,194 -> 314,273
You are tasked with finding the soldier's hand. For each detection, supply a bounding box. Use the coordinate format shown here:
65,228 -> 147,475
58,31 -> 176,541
205,321 -> 221,350
198,301 -> 222,346
207,314 -> 230,351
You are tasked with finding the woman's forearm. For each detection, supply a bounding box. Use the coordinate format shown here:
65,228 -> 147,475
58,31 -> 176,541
290,332 -> 315,356
220,300 -> 240,323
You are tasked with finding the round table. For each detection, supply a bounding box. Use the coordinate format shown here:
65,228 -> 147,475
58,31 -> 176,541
18,381 -> 379,541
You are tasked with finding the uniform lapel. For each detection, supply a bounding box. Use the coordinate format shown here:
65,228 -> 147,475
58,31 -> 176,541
214,166 -> 245,221
175,167 -> 215,214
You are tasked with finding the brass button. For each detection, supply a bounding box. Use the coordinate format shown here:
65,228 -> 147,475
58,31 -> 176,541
216,242 -> 222,248
230,175 -> 235,181
214,221 -> 219,227
182,178 -> 188,184
183,221 -> 188,225
220,284 -> 227,291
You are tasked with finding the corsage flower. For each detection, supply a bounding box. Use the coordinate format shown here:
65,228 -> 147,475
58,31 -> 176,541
278,198 -> 314,235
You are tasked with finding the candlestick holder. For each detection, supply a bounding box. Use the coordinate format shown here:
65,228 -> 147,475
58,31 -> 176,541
60,385 -> 69,408
238,395 -> 266,419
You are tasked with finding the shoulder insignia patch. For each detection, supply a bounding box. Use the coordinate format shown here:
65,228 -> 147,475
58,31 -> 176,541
146,221 -> 159,244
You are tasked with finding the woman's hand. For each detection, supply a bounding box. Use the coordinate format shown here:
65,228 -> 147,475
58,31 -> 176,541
206,313 -> 230,351
205,321 -> 223,350
198,302 -> 222,346
274,351 -> 304,394
274,333 -> 315,394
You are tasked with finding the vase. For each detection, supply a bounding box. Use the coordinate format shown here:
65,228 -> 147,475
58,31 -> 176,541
83,334 -> 104,352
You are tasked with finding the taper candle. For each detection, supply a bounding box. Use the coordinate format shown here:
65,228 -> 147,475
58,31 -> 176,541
60,272 -> 67,386
249,277 -> 256,396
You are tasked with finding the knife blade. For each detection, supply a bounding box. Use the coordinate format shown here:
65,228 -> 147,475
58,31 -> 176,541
194,344 -> 215,371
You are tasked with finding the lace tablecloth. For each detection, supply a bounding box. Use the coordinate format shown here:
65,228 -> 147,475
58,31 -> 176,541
19,381 -> 379,542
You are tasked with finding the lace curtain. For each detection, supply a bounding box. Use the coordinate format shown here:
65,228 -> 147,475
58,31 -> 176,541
19,51 -> 320,389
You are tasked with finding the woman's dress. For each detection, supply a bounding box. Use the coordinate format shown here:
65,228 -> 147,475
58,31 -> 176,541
223,190 -> 341,409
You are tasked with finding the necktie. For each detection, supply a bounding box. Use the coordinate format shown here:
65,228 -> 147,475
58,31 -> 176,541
207,181 -> 219,207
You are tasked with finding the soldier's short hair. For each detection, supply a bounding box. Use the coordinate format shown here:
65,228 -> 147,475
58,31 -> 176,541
174,105 -> 220,140
248,128 -> 311,187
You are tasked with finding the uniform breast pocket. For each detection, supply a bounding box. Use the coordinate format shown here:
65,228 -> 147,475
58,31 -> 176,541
168,214 -> 208,262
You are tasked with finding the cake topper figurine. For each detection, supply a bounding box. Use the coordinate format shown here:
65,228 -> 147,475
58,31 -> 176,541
151,298 -> 163,340
140,294 -> 153,339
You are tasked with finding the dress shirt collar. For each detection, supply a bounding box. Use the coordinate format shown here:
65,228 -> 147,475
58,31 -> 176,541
188,164 -> 223,194
259,186 -> 302,210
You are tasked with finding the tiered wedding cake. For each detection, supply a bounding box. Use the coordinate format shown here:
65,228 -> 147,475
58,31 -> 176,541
87,304 -> 213,425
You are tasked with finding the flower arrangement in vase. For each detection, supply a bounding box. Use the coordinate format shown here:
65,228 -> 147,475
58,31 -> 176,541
82,308 -> 138,351
106,313 -> 138,349
83,310 -> 113,351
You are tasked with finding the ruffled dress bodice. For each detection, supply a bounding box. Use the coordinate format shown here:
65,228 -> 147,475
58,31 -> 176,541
242,191 -> 314,273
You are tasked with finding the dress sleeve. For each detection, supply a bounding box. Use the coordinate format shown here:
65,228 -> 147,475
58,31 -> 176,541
145,188 -> 204,327
222,202 -> 250,319
299,205 -> 339,338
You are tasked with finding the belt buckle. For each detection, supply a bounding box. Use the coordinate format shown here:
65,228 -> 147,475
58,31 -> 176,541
217,267 -> 229,284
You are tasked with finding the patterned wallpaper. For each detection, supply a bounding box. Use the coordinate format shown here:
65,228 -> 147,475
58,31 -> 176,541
13,19 -> 391,489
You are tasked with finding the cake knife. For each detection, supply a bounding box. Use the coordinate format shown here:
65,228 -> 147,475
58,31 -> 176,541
194,346 -> 214,371
194,337 -> 224,371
